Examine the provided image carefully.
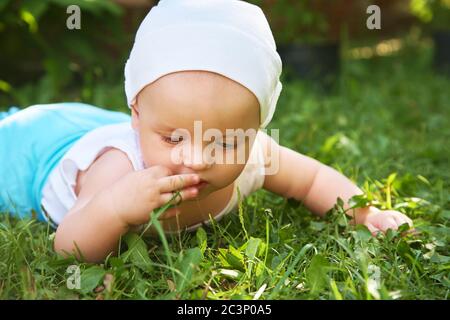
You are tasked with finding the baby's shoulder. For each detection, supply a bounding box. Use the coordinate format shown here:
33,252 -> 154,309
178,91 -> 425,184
74,148 -> 134,197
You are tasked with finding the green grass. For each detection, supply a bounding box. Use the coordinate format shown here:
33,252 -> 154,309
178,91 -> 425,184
0,41 -> 449,300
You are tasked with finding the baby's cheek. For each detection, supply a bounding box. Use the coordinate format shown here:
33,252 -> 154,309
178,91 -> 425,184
141,147 -> 168,168
213,163 -> 246,186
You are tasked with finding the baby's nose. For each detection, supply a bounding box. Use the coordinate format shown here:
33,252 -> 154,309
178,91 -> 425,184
182,144 -> 213,171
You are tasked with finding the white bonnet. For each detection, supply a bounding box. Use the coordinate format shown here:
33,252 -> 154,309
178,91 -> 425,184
124,0 -> 283,128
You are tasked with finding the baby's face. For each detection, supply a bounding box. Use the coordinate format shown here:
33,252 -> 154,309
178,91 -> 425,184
131,70 -> 260,199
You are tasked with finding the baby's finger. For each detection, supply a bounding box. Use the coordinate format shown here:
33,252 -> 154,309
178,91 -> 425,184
390,212 -> 417,236
393,211 -> 413,227
144,165 -> 173,179
366,222 -> 381,236
379,216 -> 399,232
390,212 -> 413,228
158,174 -> 200,193
158,187 -> 198,206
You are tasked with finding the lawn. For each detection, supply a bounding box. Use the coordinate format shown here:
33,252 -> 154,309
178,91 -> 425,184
0,40 -> 449,300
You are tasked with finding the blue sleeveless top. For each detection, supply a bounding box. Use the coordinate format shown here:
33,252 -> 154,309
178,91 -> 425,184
0,103 -> 130,222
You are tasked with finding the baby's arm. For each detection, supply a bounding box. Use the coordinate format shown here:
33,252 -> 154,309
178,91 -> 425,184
54,149 -> 135,263
259,131 -> 413,234
54,149 -> 200,263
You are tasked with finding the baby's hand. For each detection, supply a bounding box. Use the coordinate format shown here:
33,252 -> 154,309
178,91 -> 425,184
107,165 -> 200,226
360,207 -> 414,235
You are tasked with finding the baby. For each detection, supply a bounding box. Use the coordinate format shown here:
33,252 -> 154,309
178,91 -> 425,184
0,0 -> 412,263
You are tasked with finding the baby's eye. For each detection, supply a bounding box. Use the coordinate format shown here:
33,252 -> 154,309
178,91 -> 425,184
161,135 -> 183,145
216,141 -> 236,150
